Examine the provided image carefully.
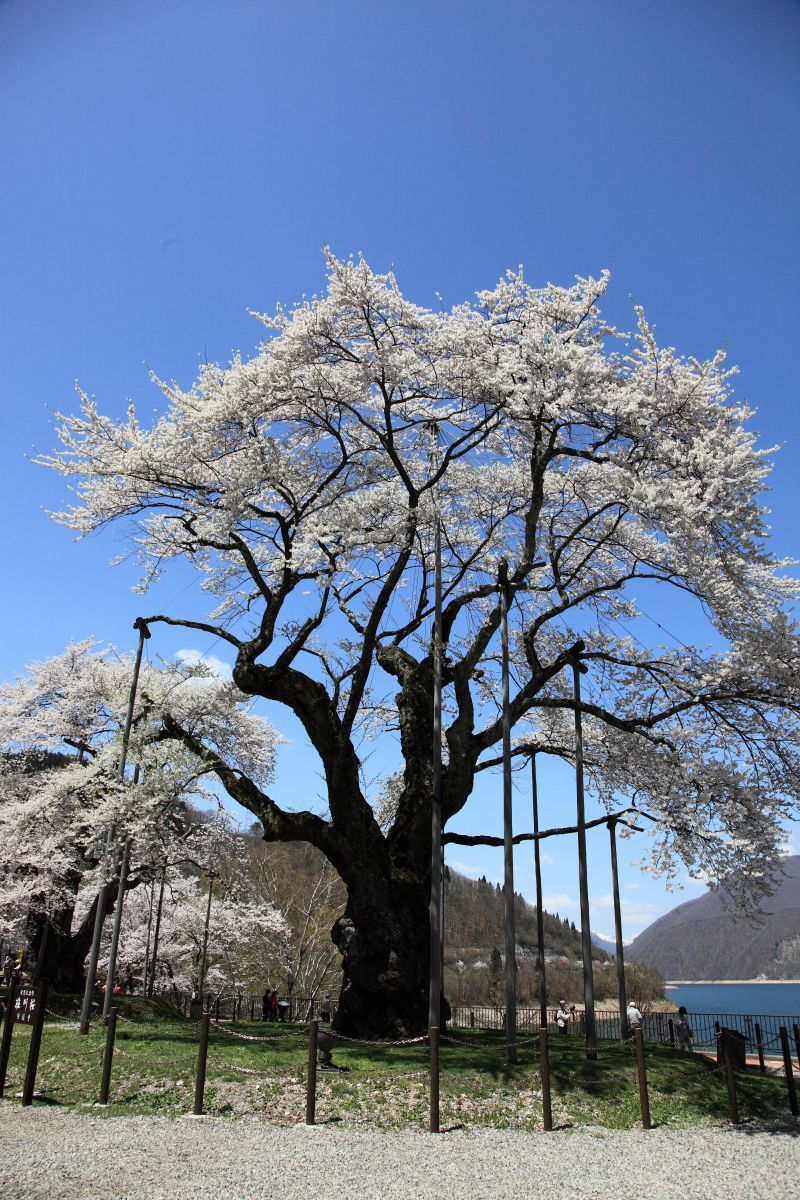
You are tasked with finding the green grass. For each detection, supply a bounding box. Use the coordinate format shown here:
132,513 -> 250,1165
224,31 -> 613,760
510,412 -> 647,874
0,1015 -> 793,1131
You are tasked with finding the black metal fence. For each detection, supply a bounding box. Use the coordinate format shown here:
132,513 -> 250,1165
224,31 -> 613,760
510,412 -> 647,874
448,1003 -> 798,1058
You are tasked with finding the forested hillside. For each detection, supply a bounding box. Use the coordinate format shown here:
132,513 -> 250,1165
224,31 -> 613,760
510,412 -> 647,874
443,867 -> 614,1006
627,856 -> 800,980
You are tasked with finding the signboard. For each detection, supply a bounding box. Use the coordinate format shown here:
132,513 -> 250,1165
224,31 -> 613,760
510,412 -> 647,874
13,985 -> 41,1025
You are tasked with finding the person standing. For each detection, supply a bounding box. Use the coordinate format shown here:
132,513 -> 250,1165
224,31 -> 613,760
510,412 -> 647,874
556,1000 -> 571,1036
675,1006 -> 693,1051
626,999 -> 643,1033
320,994 -> 331,1023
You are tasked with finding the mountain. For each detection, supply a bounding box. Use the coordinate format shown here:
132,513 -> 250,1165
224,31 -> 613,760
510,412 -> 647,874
591,932 -> 619,957
627,856 -> 800,980
443,869 -> 610,962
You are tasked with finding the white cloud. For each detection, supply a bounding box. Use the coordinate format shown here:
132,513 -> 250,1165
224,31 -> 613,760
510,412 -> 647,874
540,852 -> 556,867
448,860 -> 482,878
543,890 -> 664,939
176,649 -> 232,679
542,892 -> 579,911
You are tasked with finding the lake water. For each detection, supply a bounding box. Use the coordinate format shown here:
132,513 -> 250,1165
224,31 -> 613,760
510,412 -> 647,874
665,981 -> 800,1019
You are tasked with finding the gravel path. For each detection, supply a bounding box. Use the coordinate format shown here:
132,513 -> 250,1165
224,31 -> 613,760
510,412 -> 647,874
0,1108 -> 797,1200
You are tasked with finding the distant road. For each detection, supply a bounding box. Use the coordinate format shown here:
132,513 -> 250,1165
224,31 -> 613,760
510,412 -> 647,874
665,979 -> 800,985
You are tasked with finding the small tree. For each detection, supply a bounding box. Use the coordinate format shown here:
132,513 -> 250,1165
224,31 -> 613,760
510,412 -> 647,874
0,642 -> 279,989
625,962 -> 665,1016
487,946 -> 503,1009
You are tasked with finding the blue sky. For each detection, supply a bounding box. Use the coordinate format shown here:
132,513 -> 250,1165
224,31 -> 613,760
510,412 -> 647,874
1,0 -> 798,939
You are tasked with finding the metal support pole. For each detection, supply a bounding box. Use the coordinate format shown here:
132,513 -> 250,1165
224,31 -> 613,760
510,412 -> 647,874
198,876 -> 213,1008
306,1019 -> 318,1125
539,1025 -> 553,1131
499,561 -> 517,1065
428,512 -> 443,1034
634,1026 -> 651,1129
608,818 -> 628,1041
531,754 -> 547,1029
754,1023 -> 766,1075
571,651 -> 597,1060
0,982 -> 18,1096
193,1010 -> 211,1115
22,979 -> 50,1106
720,1030 -> 740,1124
80,618 -> 150,1034
99,1007 -> 118,1105
429,1025 -> 440,1133
780,1026 -> 799,1116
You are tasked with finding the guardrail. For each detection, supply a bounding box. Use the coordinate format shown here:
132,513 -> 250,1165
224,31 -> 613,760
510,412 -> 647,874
447,1003 -> 799,1058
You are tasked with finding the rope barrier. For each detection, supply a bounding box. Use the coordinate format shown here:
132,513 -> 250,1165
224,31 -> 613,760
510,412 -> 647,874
214,1024 -> 308,1043
321,1030 -> 429,1048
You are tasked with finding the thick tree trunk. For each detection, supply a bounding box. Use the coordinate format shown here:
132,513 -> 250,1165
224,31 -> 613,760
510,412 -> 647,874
26,887 -> 113,993
331,872 -> 448,1038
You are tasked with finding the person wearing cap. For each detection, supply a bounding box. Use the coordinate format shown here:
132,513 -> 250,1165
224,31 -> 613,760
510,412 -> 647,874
556,999 -> 571,1036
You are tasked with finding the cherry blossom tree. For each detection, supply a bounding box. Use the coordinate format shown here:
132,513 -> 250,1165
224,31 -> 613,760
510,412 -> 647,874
40,253 -> 800,1034
101,867 -> 288,1005
0,642 -> 280,989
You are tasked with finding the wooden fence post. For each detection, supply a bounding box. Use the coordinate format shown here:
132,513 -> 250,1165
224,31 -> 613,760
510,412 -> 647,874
754,1023 -> 766,1075
0,983 -> 18,1097
720,1030 -> 739,1125
306,1019 -> 319,1125
22,980 -> 50,1106
193,1010 -> 211,1116
429,1026 -> 440,1133
99,1006 -> 118,1105
779,1026 -> 798,1117
634,1027 -> 651,1130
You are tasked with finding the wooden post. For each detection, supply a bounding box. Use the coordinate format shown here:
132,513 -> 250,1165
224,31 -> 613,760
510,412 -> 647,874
793,1023 -> 800,1071
780,1026 -> 799,1117
0,982 -> 18,1097
99,1006 -> 118,1105
306,1019 -> 319,1125
668,1018 -> 675,1047
193,1010 -> 211,1116
754,1023 -> 766,1075
571,651 -> 597,1060
469,1010 -> 475,1028
22,980 -> 50,1106
634,1027 -> 651,1129
429,1025 -> 440,1133
539,1026 -> 553,1131
608,818 -> 629,1041
428,502 -> 443,1038
531,754 -> 548,1030
498,561 -> 517,1065
720,1030 -> 739,1125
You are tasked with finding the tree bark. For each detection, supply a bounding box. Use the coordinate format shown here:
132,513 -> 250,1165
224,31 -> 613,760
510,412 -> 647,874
26,894 -> 103,993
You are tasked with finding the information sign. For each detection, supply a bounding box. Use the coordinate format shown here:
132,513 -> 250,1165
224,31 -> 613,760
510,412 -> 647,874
14,985 -> 41,1025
